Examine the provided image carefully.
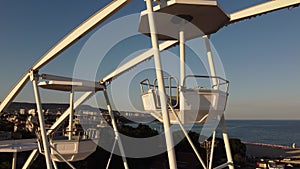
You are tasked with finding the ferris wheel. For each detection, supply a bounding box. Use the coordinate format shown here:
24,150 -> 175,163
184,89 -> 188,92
0,1 -> 299,169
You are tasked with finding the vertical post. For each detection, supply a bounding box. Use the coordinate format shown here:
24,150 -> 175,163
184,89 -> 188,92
68,90 -> 74,140
208,130 -> 216,169
179,30 -> 185,122
203,35 -> 219,169
204,35 -> 218,89
12,152 -> 17,169
31,72 -> 53,169
204,34 -> 219,109
103,90 -> 129,169
145,1 -> 177,169
221,116 -> 234,169
180,31 -> 185,87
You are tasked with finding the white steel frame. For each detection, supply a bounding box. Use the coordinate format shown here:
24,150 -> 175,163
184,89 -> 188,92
0,0 -> 299,169
30,71 -> 53,169
145,1 -> 178,169
103,90 -> 129,169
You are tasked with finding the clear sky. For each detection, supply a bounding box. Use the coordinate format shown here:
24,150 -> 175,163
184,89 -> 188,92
0,0 -> 300,120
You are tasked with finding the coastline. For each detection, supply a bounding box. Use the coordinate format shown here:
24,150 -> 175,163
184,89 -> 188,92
244,142 -> 300,166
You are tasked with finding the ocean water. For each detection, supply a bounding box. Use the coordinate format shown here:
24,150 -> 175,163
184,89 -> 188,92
130,120 -> 300,147
224,120 -> 300,147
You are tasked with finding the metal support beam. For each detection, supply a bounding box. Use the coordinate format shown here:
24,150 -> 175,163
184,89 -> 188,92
49,145 -> 76,169
103,89 -> 129,169
204,35 -> 218,89
100,40 -> 177,84
0,0 -> 130,114
179,31 -> 185,87
47,91 -> 94,135
24,91 -> 95,169
229,0 -> 300,24
209,130 -> 216,169
106,139 -> 117,169
22,39 -> 176,168
52,160 -> 58,169
12,152 -> 17,169
0,73 -> 30,113
221,116 -> 234,169
32,0 -> 130,71
23,91 -> 98,169
145,1 -> 177,169
179,30 -> 185,122
169,105 -> 206,169
22,149 -> 39,169
68,90 -> 74,140
30,72 -> 53,169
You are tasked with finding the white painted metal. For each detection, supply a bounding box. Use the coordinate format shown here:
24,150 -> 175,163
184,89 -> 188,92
50,139 -> 97,162
0,73 -> 30,113
39,74 -> 105,92
47,91 -> 94,135
106,139 -> 117,169
37,76 -> 101,162
22,149 -> 39,169
138,0 -> 229,40
145,1 -> 177,169
204,35 -> 221,169
49,145 -> 76,169
31,72 -> 53,169
22,91 -> 94,166
0,0 -> 130,114
141,88 -> 227,124
209,130 -> 216,169
100,40 -> 178,84
23,76 -> 101,166
204,35 -> 233,169
204,35 -> 218,89
221,116 -> 234,169
180,31 -> 185,87
141,89 -> 158,112
0,139 -> 37,152
52,160 -> 58,169
32,0 -> 130,71
68,90 -> 74,140
103,90 -> 129,169
12,152 -> 17,169
2,0 -> 298,168
179,31 -> 186,123
229,0 -> 300,24
2,0 -> 298,116
169,105 -> 207,169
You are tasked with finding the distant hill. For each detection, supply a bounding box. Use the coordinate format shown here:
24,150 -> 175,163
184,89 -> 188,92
4,102 -> 106,113
6,102 -> 69,112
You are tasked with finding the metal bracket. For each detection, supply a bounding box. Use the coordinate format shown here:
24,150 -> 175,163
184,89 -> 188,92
29,70 -> 39,82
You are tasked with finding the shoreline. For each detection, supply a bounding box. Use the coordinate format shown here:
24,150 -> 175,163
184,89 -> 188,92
244,142 -> 300,164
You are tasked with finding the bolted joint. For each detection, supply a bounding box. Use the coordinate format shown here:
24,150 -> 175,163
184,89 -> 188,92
29,70 -> 40,81
114,135 -> 119,140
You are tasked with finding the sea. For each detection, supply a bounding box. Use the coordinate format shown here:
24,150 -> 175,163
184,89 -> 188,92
224,120 -> 300,147
129,120 -> 300,147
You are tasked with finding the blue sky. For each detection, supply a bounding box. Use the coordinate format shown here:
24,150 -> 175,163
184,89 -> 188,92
0,0 -> 300,120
